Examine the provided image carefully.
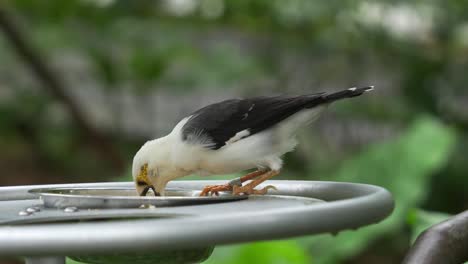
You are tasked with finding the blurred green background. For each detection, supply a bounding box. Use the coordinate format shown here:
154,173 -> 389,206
0,0 -> 467,263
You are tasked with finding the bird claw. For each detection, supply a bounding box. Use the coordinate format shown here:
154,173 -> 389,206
199,184 -> 232,196
199,184 -> 277,196
255,185 -> 277,195
232,184 -> 277,196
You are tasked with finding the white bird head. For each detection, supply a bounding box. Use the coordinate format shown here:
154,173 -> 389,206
132,139 -> 172,196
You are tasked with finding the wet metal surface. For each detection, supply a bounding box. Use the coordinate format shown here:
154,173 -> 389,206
29,187 -> 248,209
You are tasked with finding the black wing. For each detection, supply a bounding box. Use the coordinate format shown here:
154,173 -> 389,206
181,86 -> 372,149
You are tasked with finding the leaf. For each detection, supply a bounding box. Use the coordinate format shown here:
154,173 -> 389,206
301,116 -> 457,263
67,258 -> 83,264
204,240 -> 311,264
67,247 -> 214,264
407,209 -> 451,243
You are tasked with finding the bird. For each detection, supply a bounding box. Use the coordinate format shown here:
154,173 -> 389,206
132,86 -> 374,196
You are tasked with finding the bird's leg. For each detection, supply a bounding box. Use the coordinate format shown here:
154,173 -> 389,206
232,170 -> 279,195
199,170 -> 266,196
238,169 -> 268,182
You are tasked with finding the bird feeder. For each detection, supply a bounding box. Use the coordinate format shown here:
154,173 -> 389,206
0,180 -> 394,264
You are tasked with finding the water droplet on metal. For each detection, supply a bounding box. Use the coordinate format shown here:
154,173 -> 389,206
64,207 -> 78,213
18,210 -> 31,216
26,207 -> 41,213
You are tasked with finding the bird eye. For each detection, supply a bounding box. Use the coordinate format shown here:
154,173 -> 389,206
136,181 -> 147,186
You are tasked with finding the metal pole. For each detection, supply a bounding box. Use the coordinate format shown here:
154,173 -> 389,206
402,210 -> 468,264
25,256 -> 65,264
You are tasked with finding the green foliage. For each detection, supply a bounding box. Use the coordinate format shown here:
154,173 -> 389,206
301,116 -> 456,263
67,247 -> 214,264
205,240 -> 310,264
407,209 -> 451,243
130,49 -> 167,85
67,258 -> 82,264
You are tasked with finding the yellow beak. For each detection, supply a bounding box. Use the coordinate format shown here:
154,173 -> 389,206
135,164 -> 160,196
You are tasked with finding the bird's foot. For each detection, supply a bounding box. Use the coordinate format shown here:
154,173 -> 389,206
200,184 -> 232,196
232,185 -> 277,195
232,170 -> 279,195
200,170 -> 279,196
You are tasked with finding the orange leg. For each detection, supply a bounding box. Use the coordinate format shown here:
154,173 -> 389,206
232,170 -> 279,195
199,170 -> 267,196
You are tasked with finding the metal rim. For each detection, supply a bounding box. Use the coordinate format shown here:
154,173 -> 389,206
0,180 -> 394,256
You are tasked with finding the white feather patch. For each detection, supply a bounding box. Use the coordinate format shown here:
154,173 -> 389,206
225,129 -> 250,145
185,128 -> 216,148
175,116 -> 216,148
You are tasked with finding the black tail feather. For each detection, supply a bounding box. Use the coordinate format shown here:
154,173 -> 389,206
322,86 -> 374,103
